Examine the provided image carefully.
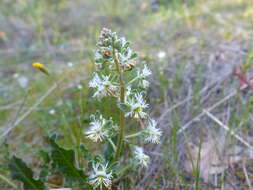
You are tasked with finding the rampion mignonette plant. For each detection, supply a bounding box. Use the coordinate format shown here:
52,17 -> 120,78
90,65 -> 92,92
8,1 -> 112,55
86,28 -> 162,189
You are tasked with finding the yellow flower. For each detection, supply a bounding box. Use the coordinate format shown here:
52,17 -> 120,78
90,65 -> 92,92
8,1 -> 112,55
32,62 -> 49,75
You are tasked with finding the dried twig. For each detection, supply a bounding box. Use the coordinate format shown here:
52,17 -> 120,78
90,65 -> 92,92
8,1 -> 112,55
203,109 -> 253,149
177,89 -> 237,135
0,101 -> 22,110
242,160 -> 253,190
177,77 -> 253,136
157,76 -> 227,123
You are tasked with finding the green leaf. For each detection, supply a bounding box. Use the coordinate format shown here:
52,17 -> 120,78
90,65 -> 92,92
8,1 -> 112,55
117,103 -> 130,112
79,143 -> 93,161
102,140 -> 114,163
49,135 -> 88,184
37,150 -> 50,164
130,52 -> 138,60
9,156 -> 47,190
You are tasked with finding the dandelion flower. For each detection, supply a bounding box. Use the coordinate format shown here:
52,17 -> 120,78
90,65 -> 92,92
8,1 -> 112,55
89,163 -> 113,189
32,62 -> 49,75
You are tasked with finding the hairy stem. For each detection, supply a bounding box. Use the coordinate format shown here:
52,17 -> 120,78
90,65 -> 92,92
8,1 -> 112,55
113,45 -> 125,162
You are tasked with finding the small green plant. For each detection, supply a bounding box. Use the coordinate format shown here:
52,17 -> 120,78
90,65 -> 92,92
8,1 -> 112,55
86,28 -> 162,188
8,28 -> 162,190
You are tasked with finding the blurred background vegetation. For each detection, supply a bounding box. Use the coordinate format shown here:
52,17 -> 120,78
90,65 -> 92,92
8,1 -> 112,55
1,0 -> 253,189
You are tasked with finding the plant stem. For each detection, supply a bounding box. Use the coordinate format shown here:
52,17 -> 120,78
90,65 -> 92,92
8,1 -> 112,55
113,45 -> 125,162
108,138 -> 116,152
125,131 -> 143,139
0,174 -> 17,189
127,76 -> 139,85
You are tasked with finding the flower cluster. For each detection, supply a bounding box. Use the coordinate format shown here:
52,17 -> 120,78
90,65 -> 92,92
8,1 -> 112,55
89,74 -> 117,98
94,28 -> 138,71
85,28 -> 162,189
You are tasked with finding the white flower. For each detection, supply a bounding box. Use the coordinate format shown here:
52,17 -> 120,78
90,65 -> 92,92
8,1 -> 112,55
77,84 -> 83,90
89,74 -> 117,98
136,65 -> 151,88
56,99 -> 63,107
125,86 -> 132,98
125,93 -> 148,119
100,27 -> 112,38
85,115 -> 108,142
157,51 -> 166,59
49,109 -> 56,115
144,119 -> 162,144
13,73 -> 19,78
122,86 -> 132,102
89,163 -> 113,189
67,62 -> 74,67
133,146 -> 150,167
142,65 -> 152,77
89,74 -> 100,88
139,79 -> 150,89
94,51 -> 103,68
17,76 -> 29,88
137,65 -> 152,79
